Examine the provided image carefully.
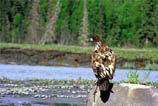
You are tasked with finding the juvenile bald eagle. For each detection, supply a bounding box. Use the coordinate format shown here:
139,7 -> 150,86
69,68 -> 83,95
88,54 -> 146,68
89,35 -> 116,102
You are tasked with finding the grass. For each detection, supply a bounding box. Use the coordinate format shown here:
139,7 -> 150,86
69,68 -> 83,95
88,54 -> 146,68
143,72 -> 150,84
123,63 -> 136,69
0,43 -> 93,53
0,43 -> 158,60
127,71 -> 139,83
0,77 -> 157,87
126,71 -> 151,84
144,62 -> 158,70
113,47 -> 158,60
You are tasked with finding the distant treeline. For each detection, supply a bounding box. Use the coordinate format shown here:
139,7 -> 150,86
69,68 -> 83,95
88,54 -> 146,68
0,0 -> 158,47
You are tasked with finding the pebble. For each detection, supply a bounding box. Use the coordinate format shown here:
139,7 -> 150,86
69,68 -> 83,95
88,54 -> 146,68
79,85 -> 85,89
72,91 -> 76,94
0,80 -> 92,103
0,86 -> 48,96
34,94 -> 40,98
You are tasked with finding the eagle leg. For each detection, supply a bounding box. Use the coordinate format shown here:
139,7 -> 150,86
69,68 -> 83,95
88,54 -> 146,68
93,81 -> 99,103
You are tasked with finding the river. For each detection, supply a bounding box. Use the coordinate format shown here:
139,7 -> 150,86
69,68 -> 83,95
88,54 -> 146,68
0,64 -> 157,82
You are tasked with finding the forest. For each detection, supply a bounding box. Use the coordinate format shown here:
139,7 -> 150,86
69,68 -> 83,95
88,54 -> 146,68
0,0 -> 158,47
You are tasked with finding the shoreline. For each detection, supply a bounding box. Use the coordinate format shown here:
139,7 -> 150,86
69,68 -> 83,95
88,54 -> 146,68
0,47 -> 158,70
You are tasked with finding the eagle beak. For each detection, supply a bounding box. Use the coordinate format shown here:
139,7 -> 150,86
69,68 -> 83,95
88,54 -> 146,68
88,38 -> 93,42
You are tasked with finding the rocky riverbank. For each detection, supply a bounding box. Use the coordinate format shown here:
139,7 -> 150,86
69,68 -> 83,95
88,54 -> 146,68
0,79 -> 157,106
0,79 -> 94,106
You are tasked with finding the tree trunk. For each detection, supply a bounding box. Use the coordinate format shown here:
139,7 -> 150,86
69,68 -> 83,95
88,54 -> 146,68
27,0 -> 40,44
39,0 -> 61,45
47,0 -> 54,21
79,0 -> 89,46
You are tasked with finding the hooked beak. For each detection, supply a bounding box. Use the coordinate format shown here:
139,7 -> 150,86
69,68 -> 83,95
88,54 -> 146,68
88,38 -> 93,42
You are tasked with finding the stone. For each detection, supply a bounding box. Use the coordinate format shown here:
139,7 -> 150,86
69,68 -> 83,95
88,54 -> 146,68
87,83 -> 158,106
72,91 -> 76,94
34,94 -> 40,98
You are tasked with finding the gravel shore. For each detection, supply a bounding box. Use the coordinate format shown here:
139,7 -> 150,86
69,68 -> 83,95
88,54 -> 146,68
0,79 -> 157,106
0,79 -> 95,106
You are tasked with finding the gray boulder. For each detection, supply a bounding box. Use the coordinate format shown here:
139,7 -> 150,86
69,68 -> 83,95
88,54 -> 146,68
87,83 -> 158,106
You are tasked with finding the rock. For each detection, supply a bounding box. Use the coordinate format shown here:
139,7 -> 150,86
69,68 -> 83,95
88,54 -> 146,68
80,85 -> 85,89
72,91 -> 76,94
22,103 -> 31,106
87,83 -> 158,106
8,103 -> 16,106
34,94 -> 40,98
41,95 -> 48,99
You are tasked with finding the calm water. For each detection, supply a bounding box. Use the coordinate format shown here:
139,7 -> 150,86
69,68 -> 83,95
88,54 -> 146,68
0,64 -> 158,82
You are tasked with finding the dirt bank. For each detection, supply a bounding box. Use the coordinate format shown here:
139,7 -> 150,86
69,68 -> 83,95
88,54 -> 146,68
0,47 -> 155,69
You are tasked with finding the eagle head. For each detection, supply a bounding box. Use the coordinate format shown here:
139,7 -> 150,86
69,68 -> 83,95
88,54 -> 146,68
89,35 -> 102,43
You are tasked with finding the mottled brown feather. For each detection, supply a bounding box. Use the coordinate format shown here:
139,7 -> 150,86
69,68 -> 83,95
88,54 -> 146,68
91,35 -> 116,80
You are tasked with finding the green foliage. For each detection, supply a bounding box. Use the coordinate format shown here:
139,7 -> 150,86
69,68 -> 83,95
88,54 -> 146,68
123,63 -> 136,69
69,0 -> 84,36
127,71 -> 151,84
56,0 -> 84,43
0,0 -> 10,42
40,0 -> 48,25
87,0 -> 106,37
143,72 -> 150,84
145,62 -> 158,70
56,0 -> 69,29
127,71 -> 139,83
57,0 -> 84,34
1,0 -> 158,47
2,76 -> 10,81
13,13 -> 22,26
0,0 -> 32,43
77,77 -> 82,82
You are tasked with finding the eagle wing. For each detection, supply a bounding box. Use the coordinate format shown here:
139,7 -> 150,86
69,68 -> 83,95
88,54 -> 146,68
92,46 -> 116,80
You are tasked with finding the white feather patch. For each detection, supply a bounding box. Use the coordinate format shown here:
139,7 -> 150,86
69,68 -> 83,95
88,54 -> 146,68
94,45 -> 99,51
109,64 -> 114,74
101,64 -> 109,76
94,42 -> 101,51
95,62 -> 100,67
106,70 -> 110,76
101,64 -> 106,71
98,53 -> 105,58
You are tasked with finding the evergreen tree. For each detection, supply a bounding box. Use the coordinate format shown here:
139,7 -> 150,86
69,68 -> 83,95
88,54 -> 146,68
0,0 -> 158,47
137,0 -> 158,47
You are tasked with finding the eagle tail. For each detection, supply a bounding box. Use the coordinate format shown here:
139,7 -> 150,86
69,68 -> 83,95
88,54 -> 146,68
98,78 -> 110,91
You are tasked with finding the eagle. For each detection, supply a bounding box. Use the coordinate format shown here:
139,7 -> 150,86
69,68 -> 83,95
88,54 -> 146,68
89,35 -> 116,102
